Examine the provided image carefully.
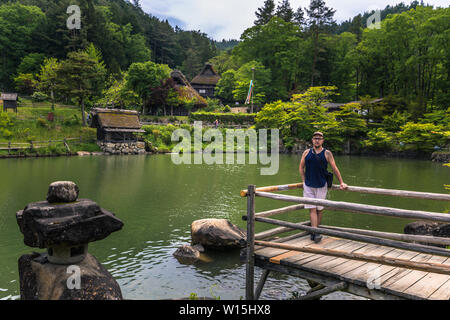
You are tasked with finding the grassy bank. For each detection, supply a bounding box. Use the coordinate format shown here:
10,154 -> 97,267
0,100 -> 100,157
139,124 -> 262,153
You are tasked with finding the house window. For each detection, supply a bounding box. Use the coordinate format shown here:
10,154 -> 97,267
199,89 -> 206,94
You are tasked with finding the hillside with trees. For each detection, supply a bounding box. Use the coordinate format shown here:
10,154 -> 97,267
0,0 -> 448,156
0,0 -> 218,91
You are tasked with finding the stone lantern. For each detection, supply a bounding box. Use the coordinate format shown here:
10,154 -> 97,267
16,181 -> 124,300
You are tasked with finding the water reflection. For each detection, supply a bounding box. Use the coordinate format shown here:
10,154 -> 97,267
0,154 -> 448,300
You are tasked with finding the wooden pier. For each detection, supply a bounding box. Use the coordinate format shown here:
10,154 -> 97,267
241,183 -> 450,300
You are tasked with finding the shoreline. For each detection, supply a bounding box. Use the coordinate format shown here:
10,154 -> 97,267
0,150 -> 445,162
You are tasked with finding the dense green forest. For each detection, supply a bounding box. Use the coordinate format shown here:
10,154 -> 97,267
0,0 -> 448,155
213,0 -> 449,109
0,0 -> 219,90
1,0 -> 448,108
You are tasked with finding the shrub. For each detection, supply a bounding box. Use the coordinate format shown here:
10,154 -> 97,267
31,91 -> 48,102
16,127 -> 31,140
396,122 -> 449,152
63,114 -> 81,126
0,111 -> 14,138
189,112 -> 256,125
362,128 -> 396,151
223,105 -> 231,113
152,129 -> 161,138
37,118 -> 48,128
161,130 -> 172,145
382,110 -> 410,132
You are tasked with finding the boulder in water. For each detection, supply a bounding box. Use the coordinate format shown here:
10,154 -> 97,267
173,244 -> 201,264
191,219 -> 246,250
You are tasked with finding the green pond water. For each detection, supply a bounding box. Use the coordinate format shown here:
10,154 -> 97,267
0,154 -> 448,300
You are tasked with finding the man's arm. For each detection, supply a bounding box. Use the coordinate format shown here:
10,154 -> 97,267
299,149 -> 308,185
325,150 -> 348,190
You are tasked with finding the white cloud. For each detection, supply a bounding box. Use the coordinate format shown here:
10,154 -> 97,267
140,0 -> 449,40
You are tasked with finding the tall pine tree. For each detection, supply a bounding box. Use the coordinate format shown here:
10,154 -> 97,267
294,6 -> 306,27
306,0 -> 335,86
276,0 -> 294,23
254,0 -> 275,26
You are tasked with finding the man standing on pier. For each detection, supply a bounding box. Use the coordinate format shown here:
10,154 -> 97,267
299,132 -> 347,243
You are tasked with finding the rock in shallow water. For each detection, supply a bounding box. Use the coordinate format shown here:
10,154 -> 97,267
173,244 -> 201,264
404,221 -> 450,248
191,219 -> 246,250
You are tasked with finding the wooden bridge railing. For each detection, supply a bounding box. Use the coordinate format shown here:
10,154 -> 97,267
240,182 -> 450,300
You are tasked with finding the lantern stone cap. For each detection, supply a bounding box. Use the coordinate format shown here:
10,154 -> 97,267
16,182 -> 123,249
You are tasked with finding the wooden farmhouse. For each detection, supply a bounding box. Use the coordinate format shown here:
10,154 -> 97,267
89,108 -> 145,142
190,63 -> 221,99
1,93 -> 18,113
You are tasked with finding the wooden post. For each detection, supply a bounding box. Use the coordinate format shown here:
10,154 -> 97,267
297,282 -> 348,300
246,184 -> 256,300
8,141 -> 11,155
254,270 -> 270,300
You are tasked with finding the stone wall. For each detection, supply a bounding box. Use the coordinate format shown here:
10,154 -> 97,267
97,141 -> 146,155
431,151 -> 450,163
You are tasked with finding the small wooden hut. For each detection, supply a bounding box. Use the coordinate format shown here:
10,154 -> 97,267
1,93 -> 18,113
89,108 -> 145,142
190,63 -> 221,99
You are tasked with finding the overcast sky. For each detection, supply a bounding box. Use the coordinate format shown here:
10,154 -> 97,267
140,0 -> 448,40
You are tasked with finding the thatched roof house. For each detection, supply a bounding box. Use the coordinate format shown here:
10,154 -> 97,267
89,108 -> 145,142
145,70 -> 207,116
171,70 -> 207,110
190,63 -> 220,99
1,93 -> 18,113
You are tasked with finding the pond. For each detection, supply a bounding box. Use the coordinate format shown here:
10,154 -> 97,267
0,154 -> 448,300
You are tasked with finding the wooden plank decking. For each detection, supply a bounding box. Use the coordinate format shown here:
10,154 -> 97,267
254,234 -> 450,300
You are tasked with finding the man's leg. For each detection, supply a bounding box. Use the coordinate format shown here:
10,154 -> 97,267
309,208 -> 319,227
310,208 -> 321,241
309,208 -> 318,240
317,209 -> 323,226
313,186 -> 328,243
313,209 -> 324,243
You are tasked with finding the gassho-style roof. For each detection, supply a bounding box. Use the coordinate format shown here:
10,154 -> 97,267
90,108 -> 145,133
190,63 -> 221,86
171,70 -> 207,107
1,93 -> 18,101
